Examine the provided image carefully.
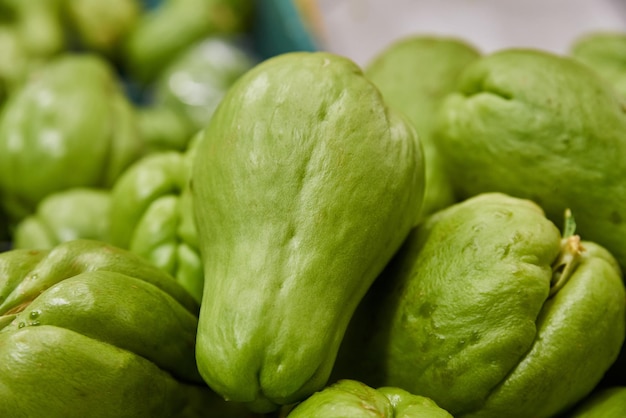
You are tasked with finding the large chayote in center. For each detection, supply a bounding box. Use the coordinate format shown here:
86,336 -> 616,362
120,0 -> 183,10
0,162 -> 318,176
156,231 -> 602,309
192,51 -> 425,411
333,192 -> 626,418
432,48 -> 626,269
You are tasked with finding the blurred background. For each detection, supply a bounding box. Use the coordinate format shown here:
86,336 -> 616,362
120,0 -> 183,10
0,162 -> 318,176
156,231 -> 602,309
311,0 -> 626,66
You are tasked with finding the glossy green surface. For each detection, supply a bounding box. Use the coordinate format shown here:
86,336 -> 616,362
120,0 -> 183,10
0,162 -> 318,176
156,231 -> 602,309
192,51 -> 425,411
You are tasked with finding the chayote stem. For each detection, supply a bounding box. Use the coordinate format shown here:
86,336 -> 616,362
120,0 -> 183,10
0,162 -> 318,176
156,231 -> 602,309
549,209 -> 584,297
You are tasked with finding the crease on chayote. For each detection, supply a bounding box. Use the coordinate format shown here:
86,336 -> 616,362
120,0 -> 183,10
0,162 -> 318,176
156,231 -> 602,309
192,51 -> 425,412
333,192 -> 626,418
0,239 -> 258,418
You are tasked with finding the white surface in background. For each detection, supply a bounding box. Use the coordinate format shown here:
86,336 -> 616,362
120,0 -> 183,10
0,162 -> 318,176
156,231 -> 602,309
316,0 -> 626,66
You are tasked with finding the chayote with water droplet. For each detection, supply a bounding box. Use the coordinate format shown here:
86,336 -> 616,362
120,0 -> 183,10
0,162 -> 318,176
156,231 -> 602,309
0,239 -> 257,418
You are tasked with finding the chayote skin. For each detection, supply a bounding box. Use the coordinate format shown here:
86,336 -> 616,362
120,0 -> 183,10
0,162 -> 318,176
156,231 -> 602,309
433,48 -> 626,270
365,35 -> 481,220
570,31 -> 626,98
0,239 -> 257,418
285,379 -> 452,418
0,0 -> 65,103
333,193 -> 626,418
108,140 -> 202,303
0,53 -> 143,223
13,187 -> 111,250
569,387 -> 626,418
192,51 -> 425,412
61,0 -> 141,58
154,36 -> 257,132
123,0 -> 254,84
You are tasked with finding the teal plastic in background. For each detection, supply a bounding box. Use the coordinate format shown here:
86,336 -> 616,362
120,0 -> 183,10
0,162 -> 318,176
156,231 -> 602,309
252,0 -> 320,58
142,0 -> 320,59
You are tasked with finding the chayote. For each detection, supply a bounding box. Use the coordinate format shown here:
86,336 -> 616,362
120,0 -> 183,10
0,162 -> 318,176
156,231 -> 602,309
0,239 -> 257,418
570,31 -> 626,98
153,35 -> 257,132
0,53 -> 143,223
123,0 -> 254,84
570,386 -> 626,418
432,48 -> 626,270
192,51 -> 425,412
365,35 -> 481,220
108,139 -> 202,303
285,379 -> 452,418
0,0 -> 65,100
13,187 -> 111,250
61,0 -> 141,57
333,192 -> 626,418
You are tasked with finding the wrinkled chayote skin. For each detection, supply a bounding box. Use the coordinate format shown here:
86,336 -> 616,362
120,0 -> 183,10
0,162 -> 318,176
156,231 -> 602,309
192,51 -> 425,412
123,0 -> 254,84
109,137 -> 202,303
0,54 -> 143,223
570,386 -> 626,418
13,187 -> 111,250
0,239 -> 257,418
433,48 -> 626,270
570,31 -> 626,98
365,35 -> 481,220
334,192 -> 626,418
285,379 -> 452,418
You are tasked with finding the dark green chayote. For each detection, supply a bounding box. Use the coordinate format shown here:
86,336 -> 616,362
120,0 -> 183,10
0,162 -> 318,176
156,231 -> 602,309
123,0 -> 254,84
109,138 -> 202,302
13,187 -> 111,250
570,387 -> 626,418
365,35 -> 481,220
334,192 -> 626,418
433,48 -> 626,270
0,53 -> 143,222
285,379 -> 452,418
570,31 -> 626,98
0,239 -> 257,418
192,51 -> 425,412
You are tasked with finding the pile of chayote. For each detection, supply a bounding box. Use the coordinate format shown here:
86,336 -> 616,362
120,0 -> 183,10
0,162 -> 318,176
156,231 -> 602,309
1,0 -> 626,416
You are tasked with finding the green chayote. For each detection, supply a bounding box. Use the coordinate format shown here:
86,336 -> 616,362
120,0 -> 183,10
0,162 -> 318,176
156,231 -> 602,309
285,379 -> 452,418
570,31 -> 626,98
0,239 -> 257,418
0,54 -> 143,222
334,193 -> 626,418
570,387 -> 626,418
192,51 -> 425,412
61,0 -> 141,57
0,0 -> 65,100
432,48 -> 626,270
154,36 -> 257,131
365,35 -> 480,220
13,187 -> 111,250
123,0 -> 254,84
109,139 -> 202,302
